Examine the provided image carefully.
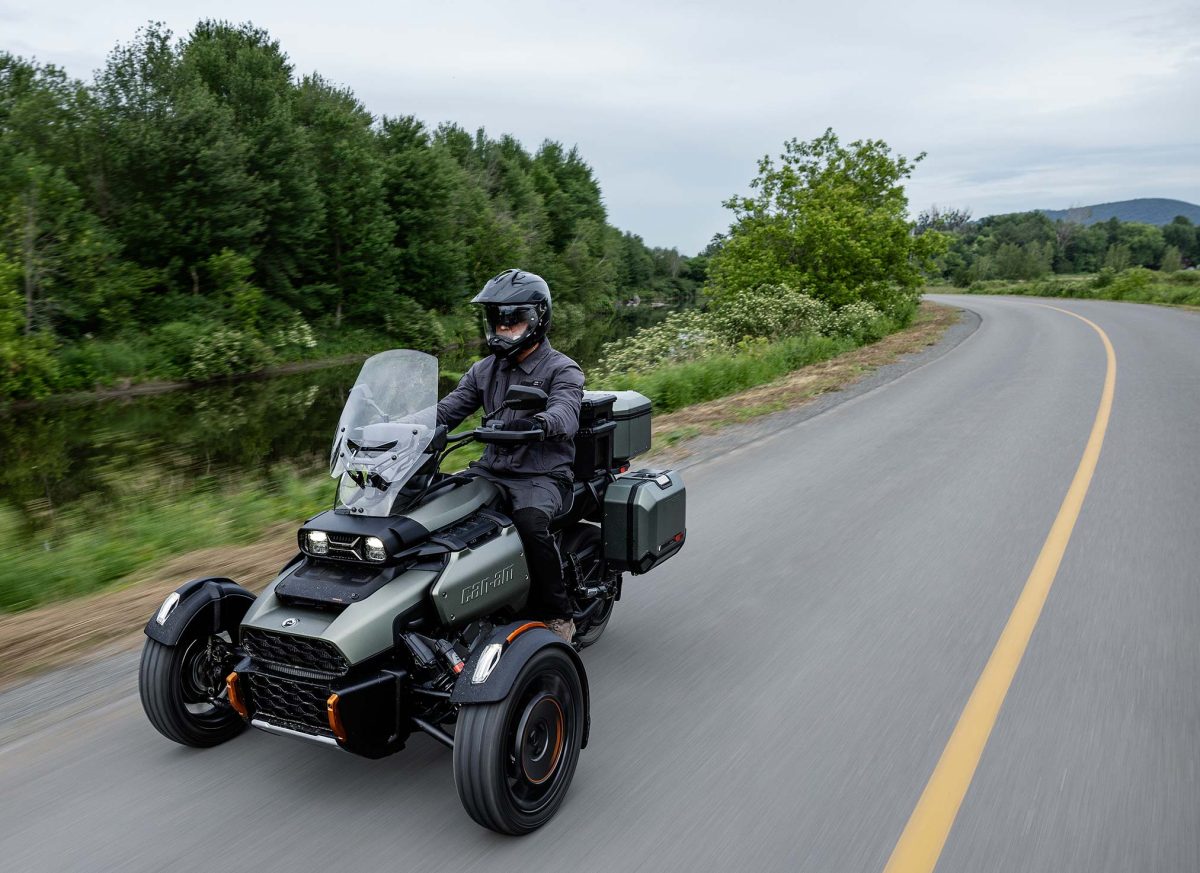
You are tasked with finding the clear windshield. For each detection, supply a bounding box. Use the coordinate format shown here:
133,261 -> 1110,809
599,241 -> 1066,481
329,350 -> 438,516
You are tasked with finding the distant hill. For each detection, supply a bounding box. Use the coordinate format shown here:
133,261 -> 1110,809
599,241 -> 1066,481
1034,198 -> 1200,226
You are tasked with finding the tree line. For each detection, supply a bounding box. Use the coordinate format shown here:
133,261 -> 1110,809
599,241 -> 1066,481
0,21 -> 703,399
918,206 -> 1199,285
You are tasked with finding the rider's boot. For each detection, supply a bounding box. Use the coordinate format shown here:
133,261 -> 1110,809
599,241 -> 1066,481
546,618 -> 575,644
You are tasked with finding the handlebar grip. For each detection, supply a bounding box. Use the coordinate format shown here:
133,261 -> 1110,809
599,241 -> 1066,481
472,427 -> 544,444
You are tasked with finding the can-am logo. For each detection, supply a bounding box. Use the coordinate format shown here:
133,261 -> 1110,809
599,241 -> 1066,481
281,618 -> 299,628
462,565 -> 515,605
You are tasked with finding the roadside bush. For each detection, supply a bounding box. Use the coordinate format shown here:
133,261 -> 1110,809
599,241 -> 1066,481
597,332 -> 855,413
707,283 -> 828,342
596,309 -> 718,377
826,301 -> 883,341
268,314 -> 318,355
185,326 -> 274,381
1104,267 -> 1154,300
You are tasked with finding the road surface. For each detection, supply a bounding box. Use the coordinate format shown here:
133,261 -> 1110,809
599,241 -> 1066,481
2,295 -> 1198,872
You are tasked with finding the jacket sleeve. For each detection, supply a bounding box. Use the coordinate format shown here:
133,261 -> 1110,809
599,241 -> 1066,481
437,366 -> 481,430
535,361 -> 585,439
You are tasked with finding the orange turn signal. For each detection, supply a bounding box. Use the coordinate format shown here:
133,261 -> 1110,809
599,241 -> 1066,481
326,693 -> 347,743
226,672 -> 248,719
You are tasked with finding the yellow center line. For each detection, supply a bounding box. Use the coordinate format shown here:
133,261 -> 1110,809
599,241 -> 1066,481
882,303 -> 1116,873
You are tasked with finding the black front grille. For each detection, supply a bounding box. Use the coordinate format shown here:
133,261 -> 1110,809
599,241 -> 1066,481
248,672 -> 333,737
242,629 -> 349,677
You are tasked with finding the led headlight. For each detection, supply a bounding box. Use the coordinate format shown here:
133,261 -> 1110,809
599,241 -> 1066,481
364,536 -> 386,562
305,530 -> 329,556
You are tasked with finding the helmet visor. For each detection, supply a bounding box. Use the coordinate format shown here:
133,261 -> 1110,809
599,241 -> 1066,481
484,304 -> 540,345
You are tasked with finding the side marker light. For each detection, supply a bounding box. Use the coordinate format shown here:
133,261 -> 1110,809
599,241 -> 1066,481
226,672 -> 248,719
327,693 -> 348,743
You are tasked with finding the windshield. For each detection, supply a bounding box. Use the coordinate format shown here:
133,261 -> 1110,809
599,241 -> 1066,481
329,350 -> 438,516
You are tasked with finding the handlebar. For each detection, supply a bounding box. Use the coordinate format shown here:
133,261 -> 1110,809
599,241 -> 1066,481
471,424 -> 545,445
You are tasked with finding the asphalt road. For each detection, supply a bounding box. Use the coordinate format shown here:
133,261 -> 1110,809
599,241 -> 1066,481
3,295 -> 1199,872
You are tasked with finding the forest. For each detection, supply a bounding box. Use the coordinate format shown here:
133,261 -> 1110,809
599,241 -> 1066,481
918,206 -> 1199,285
0,22 -> 703,399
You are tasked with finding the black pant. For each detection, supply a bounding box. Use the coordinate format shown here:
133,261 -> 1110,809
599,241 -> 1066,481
513,507 -> 572,620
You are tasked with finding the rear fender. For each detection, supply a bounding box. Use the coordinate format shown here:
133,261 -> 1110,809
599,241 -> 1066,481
144,577 -> 256,647
450,621 -> 591,748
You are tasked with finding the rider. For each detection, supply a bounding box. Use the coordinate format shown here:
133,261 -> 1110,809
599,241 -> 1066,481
437,269 -> 585,644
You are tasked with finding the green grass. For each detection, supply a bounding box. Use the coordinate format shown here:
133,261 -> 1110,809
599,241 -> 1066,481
937,269 -> 1200,307
595,329 -> 887,414
0,432 -> 489,613
0,465 -> 333,612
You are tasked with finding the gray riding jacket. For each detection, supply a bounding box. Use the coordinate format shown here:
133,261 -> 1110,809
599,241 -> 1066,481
436,341 -> 584,480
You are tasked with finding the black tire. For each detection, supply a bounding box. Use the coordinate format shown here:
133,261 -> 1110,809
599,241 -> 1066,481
452,647 -> 584,834
561,524 -> 615,648
139,632 -> 246,748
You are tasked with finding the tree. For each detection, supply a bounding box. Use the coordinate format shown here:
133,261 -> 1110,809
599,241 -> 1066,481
293,74 -> 394,325
379,116 -> 469,309
180,21 -> 323,299
1162,216 -> 1196,265
710,128 -> 943,313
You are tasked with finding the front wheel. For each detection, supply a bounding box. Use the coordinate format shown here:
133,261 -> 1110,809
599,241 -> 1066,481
139,631 -> 246,748
452,647 -> 584,834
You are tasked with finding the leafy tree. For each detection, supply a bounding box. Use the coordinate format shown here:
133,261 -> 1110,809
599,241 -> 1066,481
710,128 -> 943,313
1161,246 -> 1182,273
1163,216 -> 1196,264
379,116 -> 468,309
180,21 -> 323,299
293,74 -> 394,326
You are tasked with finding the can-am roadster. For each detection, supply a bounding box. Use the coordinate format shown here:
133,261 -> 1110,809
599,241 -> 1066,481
138,349 -> 686,834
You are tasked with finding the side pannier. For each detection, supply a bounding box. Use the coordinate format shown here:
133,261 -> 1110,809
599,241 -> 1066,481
602,469 -> 686,574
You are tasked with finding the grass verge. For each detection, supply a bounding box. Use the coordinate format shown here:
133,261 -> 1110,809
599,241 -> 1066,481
934,268 -> 1200,307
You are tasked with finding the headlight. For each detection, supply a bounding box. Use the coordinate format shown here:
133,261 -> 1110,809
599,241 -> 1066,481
305,530 -> 329,555
364,536 -> 386,562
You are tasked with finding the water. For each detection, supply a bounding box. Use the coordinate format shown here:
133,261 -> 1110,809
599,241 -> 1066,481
0,309 -> 668,527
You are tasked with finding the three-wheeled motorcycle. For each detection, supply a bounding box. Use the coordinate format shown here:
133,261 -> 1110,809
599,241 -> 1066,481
138,350 -> 686,833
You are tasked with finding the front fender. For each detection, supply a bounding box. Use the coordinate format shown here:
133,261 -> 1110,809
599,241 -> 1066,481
451,621 -> 591,748
143,577 -> 256,646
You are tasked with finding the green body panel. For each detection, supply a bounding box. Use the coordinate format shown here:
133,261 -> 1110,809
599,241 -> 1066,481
240,566 -> 439,665
405,475 -> 500,531
239,473 -> 525,665
430,524 -> 530,625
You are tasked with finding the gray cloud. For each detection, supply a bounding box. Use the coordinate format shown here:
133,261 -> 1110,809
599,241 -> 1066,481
3,0 -> 1197,251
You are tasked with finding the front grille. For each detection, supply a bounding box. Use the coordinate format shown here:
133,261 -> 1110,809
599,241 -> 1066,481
327,533 -> 366,561
242,629 -> 349,677
248,672 -> 333,738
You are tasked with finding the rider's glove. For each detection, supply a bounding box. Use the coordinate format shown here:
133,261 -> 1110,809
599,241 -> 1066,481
500,417 -> 546,433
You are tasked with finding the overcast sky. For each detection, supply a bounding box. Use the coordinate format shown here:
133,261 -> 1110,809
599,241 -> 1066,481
4,0 -> 1197,252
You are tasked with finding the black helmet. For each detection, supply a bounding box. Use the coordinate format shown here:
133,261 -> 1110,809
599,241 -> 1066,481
471,269 -> 552,361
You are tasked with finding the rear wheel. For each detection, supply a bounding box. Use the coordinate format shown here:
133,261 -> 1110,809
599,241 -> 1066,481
452,647 -> 584,834
562,524 -> 616,648
139,630 -> 246,748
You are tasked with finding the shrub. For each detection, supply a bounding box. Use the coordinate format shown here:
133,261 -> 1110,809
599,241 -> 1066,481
707,283 -> 829,342
1105,267 -> 1154,300
596,309 -> 718,377
826,301 -> 883,340
185,326 -> 273,381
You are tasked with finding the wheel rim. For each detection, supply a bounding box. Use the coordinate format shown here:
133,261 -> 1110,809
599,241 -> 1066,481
505,669 -> 575,813
179,635 -> 233,718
